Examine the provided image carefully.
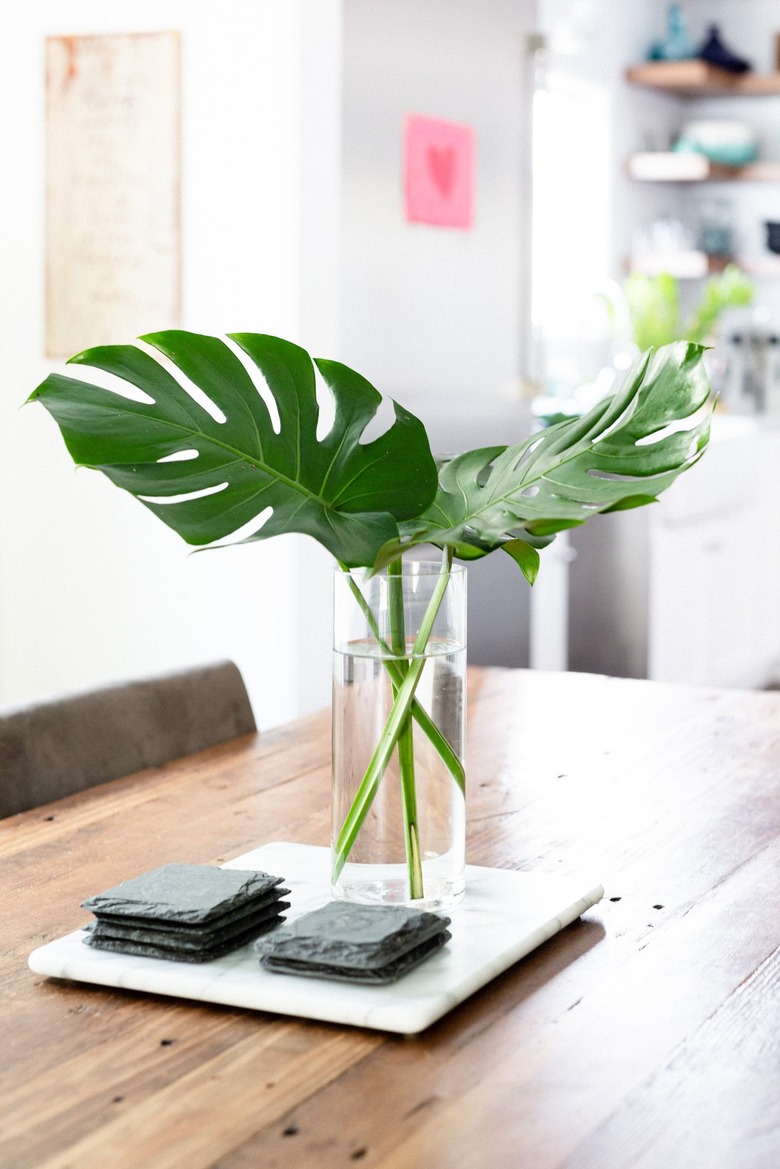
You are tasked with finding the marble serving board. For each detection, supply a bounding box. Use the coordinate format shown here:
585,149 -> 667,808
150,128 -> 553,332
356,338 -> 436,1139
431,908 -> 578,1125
28,842 -> 603,1035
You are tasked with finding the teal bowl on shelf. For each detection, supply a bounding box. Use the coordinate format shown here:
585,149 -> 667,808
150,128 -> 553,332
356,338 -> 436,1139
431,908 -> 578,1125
674,139 -> 758,166
673,120 -> 759,168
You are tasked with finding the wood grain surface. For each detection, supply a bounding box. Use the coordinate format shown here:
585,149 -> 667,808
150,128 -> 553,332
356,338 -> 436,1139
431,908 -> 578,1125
1,667 -> 778,1169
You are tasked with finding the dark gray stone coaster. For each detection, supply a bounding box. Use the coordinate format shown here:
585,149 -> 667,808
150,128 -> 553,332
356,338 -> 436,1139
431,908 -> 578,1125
82,864 -> 284,925
88,901 -> 291,952
255,901 -> 451,972
90,887 -> 291,939
85,913 -> 286,963
261,929 -> 451,984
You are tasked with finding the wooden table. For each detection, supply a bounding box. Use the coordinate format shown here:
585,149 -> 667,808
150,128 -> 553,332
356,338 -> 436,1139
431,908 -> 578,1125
2,668 -> 779,1169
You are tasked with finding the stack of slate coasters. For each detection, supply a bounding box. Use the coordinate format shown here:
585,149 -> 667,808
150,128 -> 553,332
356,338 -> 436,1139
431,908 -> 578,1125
82,863 -> 289,963
256,901 -> 451,984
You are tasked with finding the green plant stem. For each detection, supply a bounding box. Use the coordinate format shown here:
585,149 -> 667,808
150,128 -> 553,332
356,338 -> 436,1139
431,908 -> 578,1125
332,549 -> 454,887
339,566 -> 465,793
387,560 -> 423,900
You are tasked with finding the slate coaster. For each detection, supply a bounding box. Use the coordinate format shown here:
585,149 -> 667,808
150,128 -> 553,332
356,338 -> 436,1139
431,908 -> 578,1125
89,887 -> 291,940
86,913 -> 286,963
256,901 -> 452,983
83,864 -> 284,926
261,928 -> 452,984
88,900 -> 291,952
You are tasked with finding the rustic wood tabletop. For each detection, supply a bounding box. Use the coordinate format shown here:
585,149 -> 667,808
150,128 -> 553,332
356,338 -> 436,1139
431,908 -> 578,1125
2,667 -> 778,1169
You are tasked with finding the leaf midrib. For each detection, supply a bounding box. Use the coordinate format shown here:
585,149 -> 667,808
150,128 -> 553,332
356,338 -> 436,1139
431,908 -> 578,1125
82,415 -> 334,511
437,436 -> 582,526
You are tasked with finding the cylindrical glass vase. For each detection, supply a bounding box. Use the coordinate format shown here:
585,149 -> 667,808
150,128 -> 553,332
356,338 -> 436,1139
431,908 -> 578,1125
331,560 -> 466,909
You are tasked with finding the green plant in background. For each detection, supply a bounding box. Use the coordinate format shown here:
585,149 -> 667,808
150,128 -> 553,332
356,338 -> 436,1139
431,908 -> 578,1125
28,333 -> 713,899
685,265 -> 755,344
623,264 -> 753,352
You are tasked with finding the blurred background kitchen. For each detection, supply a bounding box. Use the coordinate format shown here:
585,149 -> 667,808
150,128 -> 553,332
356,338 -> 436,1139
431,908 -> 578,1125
2,0 -> 779,728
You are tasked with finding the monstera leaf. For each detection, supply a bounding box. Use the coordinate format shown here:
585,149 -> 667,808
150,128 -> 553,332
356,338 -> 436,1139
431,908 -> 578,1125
29,331 -> 438,569
375,341 -> 713,582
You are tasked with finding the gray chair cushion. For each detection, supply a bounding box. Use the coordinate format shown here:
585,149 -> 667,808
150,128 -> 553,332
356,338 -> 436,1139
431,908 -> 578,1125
0,660 -> 256,818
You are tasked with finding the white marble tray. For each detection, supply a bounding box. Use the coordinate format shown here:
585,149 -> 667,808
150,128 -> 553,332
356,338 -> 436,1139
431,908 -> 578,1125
28,842 -> 603,1035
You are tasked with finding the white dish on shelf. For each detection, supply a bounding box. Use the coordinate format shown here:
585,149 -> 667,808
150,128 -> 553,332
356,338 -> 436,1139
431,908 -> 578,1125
628,151 -> 713,181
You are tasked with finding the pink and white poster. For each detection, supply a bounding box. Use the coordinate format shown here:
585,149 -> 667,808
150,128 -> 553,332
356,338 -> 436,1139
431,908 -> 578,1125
404,114 -> 474,230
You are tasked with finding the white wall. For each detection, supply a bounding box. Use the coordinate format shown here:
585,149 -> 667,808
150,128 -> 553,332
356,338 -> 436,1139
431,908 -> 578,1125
534,1 -> 685,385
294,0 -> 345,716
0,0 -> 340,727
340,0 -> 536,441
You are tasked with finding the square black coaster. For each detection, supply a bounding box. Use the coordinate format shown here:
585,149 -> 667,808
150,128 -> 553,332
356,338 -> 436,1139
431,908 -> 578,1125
83,864 -> 285,926
88,899 -> 290,953
261,928 -> 451,984
86,912 -> 286,963
257,901 -> 451,983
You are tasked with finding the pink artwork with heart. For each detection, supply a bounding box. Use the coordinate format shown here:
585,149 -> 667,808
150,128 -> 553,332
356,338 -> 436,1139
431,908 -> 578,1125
404,114 -> 474,229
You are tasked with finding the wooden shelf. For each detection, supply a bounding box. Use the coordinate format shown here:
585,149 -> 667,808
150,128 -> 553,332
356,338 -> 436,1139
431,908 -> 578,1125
737,256 -> 780,277
625,60 -> 780,97
628,250 -> 733,279
624,59 -> 780,284
628,254 -> 780,280
627,153 -> 780,182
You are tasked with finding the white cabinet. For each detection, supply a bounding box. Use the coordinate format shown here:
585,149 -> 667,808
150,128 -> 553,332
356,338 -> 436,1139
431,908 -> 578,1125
569,418 -> 780,688
648,420 -> 780,687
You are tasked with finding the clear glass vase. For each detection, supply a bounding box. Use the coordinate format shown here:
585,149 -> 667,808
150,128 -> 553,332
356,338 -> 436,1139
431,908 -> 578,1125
331,559 -> 467,910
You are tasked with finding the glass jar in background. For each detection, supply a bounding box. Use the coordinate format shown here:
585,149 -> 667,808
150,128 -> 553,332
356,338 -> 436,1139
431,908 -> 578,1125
696,198 -> 735,260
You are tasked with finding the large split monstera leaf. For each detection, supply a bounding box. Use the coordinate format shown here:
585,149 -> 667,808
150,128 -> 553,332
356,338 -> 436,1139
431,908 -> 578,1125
29,331 -> 439,569
30,334 -> 713,579
375,341 -> 714,582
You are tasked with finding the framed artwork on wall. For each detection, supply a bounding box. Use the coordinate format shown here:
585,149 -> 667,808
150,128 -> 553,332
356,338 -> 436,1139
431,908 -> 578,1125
45,31 -> 181,357
404,114 -> 474,230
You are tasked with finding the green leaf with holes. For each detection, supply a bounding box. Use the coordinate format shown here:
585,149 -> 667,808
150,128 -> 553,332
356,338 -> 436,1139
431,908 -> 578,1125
28,331 -> 439,568
373,341 -> 713,581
